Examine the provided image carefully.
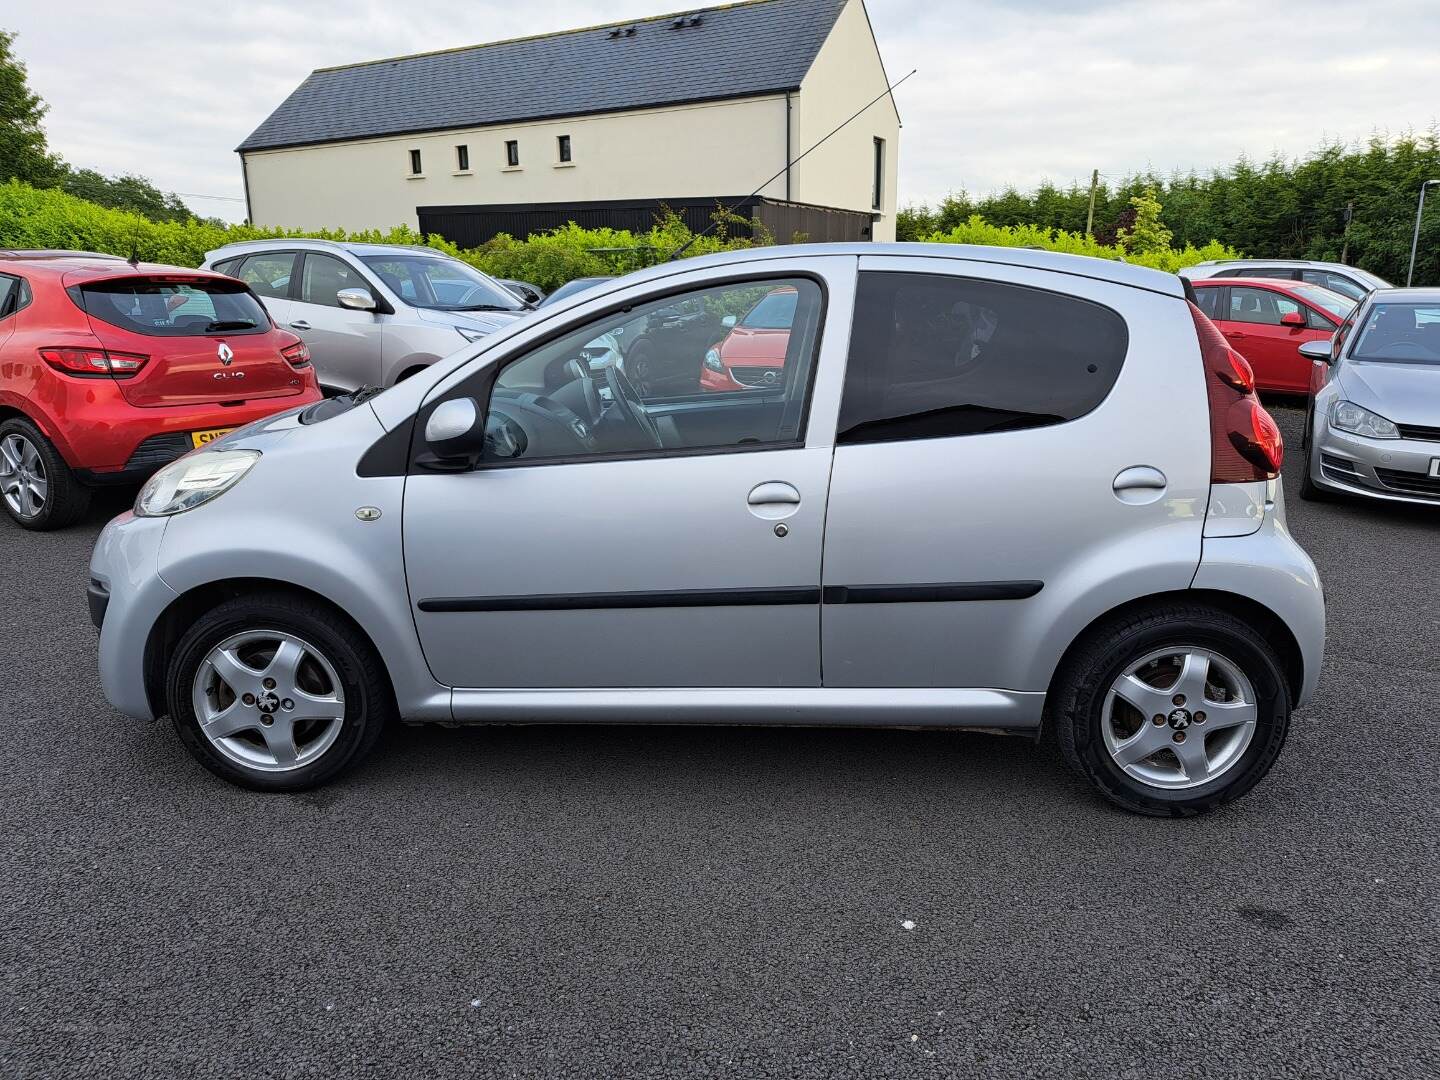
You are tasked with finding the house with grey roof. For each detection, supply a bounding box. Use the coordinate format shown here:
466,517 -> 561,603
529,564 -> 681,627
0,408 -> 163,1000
237,0 -> 899,244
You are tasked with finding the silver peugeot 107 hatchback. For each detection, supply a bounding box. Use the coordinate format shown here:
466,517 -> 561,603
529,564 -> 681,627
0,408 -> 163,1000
89,244 -> 1325,815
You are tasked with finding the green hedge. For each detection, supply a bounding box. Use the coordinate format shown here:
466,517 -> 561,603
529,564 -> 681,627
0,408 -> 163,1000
919,214 -> 1240,273
1,180 -> 1235,287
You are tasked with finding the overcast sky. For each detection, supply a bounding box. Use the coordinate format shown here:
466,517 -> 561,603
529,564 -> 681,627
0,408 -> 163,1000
6,0 -> 1438,224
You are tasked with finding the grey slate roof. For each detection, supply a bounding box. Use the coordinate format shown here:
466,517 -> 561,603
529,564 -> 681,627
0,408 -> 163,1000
238,0 -> 846,153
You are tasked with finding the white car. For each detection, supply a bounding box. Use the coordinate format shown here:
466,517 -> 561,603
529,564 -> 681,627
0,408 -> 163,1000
1181,259 -> 1390,302
204,240 -> 527,392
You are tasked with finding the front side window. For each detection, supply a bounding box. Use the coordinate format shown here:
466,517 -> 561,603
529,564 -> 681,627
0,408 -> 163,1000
505,140 -> 519,167
361,254 -> 522,311
484,277 -> 823,465
1301,269 -> 1366,300
1292,284 -> 1353,322
837,272 -> 1127,444
1350,303 -> 1440,365
236,253 -> 296,299
1228,287 -> 1286,325
299,254 -> 364,308
75,278 -> 270,337
557,135 -> 572,163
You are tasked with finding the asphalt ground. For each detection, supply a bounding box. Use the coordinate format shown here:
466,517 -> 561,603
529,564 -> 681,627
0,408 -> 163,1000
3,403 -> 1437,1079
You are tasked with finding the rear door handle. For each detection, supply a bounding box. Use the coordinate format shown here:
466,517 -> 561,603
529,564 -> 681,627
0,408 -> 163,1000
289,320 -> 312,331
1113,465 -> 1168,505
747,481 -> 800,520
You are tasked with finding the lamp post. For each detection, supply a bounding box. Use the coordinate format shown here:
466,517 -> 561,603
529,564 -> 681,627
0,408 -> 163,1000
1407,179 -> 1440,287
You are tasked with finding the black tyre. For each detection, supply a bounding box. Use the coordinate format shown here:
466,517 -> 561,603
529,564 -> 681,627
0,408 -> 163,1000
1296,402 -> 1332,503
165,592 -> 393,791
0,417 -> 91,530
1050,604 -> 1292,816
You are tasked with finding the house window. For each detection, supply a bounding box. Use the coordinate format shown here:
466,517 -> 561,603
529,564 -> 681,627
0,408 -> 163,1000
409,149 -> 423,175
456,144 -> 470,171
505,140 -> 520,167
557,135 -> 572,163
872,137 -> 884,210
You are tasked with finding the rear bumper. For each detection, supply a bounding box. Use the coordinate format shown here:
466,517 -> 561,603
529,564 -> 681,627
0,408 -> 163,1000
59,388 -> 322,480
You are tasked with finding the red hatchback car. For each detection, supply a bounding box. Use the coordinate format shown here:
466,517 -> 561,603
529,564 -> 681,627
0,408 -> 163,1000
1190,277 -> 1354,394
0,251 -> 321,530
700,285 -> 797,392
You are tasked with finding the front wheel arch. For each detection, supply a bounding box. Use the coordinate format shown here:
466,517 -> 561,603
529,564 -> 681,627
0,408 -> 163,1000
143,578 -> 397,721
1045,589 -> 1305,714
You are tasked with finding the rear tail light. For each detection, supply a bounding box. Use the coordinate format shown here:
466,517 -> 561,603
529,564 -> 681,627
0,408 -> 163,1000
1188,302 -> 1282,482
281,340 -> 311,368
39,347 -> 149,379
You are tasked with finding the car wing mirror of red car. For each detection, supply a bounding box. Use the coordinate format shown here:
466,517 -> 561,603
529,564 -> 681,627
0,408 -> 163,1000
1280,311 -> 1307,328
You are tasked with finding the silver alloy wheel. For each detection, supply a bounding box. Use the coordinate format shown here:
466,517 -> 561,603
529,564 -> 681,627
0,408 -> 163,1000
1101,646 -> 1258,790
191,629 -> 345,773
0,433 -> 48,518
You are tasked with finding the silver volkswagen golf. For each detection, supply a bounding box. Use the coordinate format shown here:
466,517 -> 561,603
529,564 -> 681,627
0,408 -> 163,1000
89,245 -> 1325,815
1298,288 -> 1440,506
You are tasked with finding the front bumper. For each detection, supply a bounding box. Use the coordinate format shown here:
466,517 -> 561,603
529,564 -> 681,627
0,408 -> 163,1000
1312,424 -> 1440,506
89,512 -> 177,720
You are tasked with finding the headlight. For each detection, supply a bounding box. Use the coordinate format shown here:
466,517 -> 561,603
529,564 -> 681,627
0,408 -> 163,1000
455,326 -> 486,343
704,348 -> 724,372
1330,400 -> 1399,439
136,450 -> 261,517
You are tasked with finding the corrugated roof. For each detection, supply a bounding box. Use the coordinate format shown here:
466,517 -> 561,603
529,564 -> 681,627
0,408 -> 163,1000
238,0 -> 846,153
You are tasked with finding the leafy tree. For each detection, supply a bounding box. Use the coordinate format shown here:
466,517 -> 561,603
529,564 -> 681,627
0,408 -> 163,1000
0,28 -> 64,187
61,168 -> 195,224
1116,186 -> 1173,255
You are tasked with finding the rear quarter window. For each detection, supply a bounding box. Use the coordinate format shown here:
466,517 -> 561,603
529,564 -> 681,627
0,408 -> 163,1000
837,272 -> 1129,444
72,278 -> 272,337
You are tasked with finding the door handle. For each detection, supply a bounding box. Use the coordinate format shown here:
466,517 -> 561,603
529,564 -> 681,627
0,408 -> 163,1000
747,481 -> 800,520
289,320 -> 312,331
1226,330 -> 1246,338
1112,466 -> 1168,505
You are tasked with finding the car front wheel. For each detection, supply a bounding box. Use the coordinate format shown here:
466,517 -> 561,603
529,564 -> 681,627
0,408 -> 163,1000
165,593 -> 393,791
1051,604 -> 1292,816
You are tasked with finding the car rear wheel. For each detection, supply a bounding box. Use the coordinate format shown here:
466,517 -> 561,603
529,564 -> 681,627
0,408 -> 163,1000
0,418 -> 91,530
165,593 -> 393,791
1051,604 -> 1291,816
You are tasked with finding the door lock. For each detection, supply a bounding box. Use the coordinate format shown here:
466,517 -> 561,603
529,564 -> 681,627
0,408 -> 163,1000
773,523 -> 789,538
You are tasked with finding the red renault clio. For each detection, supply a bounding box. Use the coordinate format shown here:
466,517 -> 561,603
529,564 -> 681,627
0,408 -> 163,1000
0,251 -> 321,530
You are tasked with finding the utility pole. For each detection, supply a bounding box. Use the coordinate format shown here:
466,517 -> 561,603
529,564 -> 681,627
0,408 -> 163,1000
1340,200 -> 1352,264
1408,180 -> 1440,287
1085,169 -> 1099,238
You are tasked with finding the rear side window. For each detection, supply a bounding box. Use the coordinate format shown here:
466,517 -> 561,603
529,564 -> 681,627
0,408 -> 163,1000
1238,268 -> 1298,281
236,253 -> 296,299
837,272 -> 1128,444
1193,286 -> 1224,320
74,278 -> 271,337
0,274 -> 19,317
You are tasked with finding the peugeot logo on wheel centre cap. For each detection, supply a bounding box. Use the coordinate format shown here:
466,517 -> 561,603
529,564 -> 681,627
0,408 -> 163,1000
217,342 -> 234,366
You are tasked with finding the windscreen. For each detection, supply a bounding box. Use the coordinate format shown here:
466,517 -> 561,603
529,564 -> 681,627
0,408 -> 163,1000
360,254 -> 523,312
1351,303 -> 1440,365
76,278 -> 270,337
1293,285 -> 1354,320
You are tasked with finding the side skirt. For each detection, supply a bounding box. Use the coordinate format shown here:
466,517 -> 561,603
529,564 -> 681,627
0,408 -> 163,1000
444,687 -> 1046,730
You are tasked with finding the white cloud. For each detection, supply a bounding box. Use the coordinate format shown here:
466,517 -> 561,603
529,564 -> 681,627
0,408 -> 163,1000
5,0 -> 1438,223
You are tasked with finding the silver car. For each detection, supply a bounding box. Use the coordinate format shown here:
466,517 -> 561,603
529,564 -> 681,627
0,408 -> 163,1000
202,240 -> 526,392
89,244 -> 1325,816
1299,287 -> 1440,506
1181,259 -> 1390,303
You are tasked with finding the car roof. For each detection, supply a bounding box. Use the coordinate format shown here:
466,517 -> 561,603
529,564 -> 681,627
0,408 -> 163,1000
593,243 -> 1188,298
1365,287 -> 1440,302
0,252 -> 233,281
204,238 -> 454,261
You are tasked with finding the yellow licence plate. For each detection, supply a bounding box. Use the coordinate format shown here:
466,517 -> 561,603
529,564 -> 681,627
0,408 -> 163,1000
191,427 -> 235,448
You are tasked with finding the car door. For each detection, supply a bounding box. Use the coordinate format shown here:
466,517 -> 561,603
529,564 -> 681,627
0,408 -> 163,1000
289,252 -> 384,391
1224,286 -> 1311,392
402,257 -> 854,695
820,257 -> 1210,694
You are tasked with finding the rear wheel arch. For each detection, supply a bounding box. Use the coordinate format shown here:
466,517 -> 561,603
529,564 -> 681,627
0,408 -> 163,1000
1046,588 -> 1305,709
143,578 -> 397,719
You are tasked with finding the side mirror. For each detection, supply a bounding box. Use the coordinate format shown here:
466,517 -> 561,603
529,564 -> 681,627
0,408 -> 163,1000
424,397 -> 485,462
337,287 -> 378,312
721,314 -> 738,329
1298,339 -> 1333,363
1280,311 -> 1306,328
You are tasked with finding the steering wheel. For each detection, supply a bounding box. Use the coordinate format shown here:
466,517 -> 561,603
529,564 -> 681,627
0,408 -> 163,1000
605,361 -> 664,449
564,358 -> 604,425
